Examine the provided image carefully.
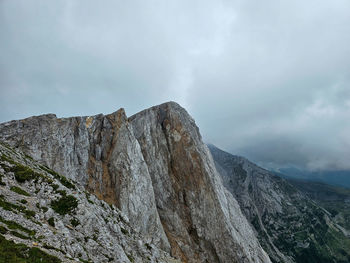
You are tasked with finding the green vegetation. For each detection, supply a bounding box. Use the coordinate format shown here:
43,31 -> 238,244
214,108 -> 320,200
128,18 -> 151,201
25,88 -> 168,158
0,195 -> 21,211
50,195 -> 78,215
39,165 -> 76,190
85,192 -> 94,204
10,186 -> 30,196
287,178 -> 350,231
23,209 -> 35,218
0,195 -> 34,218
19,199 -> 27,204
52,184 -> 59,191
0,234 -> 61,263
36,203 -> 49,213
48,217 -> 55,227
271,201 -> 350,263
0,225 -> 7,234
43,244 -> 56,250
10,163 -> 40,183
120,227 -> 128,235
10,230 -> 30,240
70,218 -> 80,227
0,153 -> 15,164
126,253 -> 134,263
145,243 -> 152,251
56,190 -> 67,196
0,216 -> 35,236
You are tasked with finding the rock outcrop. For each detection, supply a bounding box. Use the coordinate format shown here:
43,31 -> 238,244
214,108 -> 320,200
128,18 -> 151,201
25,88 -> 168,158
0,142 -> 178,263
129,102 -> 271,263
0,102 -> 271,262
0,109 -> 169,251
209,144 -> 350,263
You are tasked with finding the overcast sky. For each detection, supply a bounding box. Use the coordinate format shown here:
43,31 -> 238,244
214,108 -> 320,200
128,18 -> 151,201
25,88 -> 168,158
1,0 -> 350,171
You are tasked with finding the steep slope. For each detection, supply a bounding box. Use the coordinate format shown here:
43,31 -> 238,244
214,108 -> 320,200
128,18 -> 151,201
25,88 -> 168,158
284,178 -> 350,235
209,144 -> 350,263
0,102 -> 271,263
0,142 -> 178,262
129,102 -> 271,263
0,109 -> 169,250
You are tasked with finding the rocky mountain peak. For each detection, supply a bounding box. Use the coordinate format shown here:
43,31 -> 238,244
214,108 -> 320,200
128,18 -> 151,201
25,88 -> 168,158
0,102 -> 271,262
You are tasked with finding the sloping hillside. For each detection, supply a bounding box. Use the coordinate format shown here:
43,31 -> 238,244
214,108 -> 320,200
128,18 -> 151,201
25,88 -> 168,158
284,178 -> 350,235
209,144 -> 350,263
0,141 -> 178,263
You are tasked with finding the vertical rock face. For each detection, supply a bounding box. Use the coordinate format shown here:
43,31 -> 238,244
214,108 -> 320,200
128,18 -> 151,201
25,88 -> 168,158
0,101 -> 272,262
0,109 -> 169,251
129,102 -> 271,263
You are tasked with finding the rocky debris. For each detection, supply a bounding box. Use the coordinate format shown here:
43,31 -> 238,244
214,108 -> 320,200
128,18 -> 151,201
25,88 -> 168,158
0,142 -> 179,263
209,144 -> 350,263
129,102 -> 271,263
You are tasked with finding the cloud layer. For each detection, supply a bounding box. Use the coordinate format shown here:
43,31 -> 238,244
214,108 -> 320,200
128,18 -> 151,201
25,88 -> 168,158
1,0 -> 350,171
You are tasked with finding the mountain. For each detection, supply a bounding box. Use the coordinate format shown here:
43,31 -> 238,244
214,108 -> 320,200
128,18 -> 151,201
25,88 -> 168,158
277,168 -> 350,189
208,144 -> 350,263
0,102 -> 270,263
0,141 -> 178,262
283,178 -> 350,235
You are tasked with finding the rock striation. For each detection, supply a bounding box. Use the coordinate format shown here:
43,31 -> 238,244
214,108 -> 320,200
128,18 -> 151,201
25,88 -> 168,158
0,102 -> 271,262
0,142 -> 178,263
129,102 -> 271,263
209,144 -> 350,263
0,109 -> 169,250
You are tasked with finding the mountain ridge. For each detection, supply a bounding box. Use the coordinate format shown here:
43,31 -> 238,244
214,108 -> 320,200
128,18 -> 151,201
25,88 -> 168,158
0,102 -> 270,263
209,144 -> 350,263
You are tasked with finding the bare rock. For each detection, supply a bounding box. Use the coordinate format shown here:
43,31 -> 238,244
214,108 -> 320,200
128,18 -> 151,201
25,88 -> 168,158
129,102 -> 271,263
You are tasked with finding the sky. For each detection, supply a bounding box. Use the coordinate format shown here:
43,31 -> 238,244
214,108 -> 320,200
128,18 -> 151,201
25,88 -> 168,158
1,0 -> 350,171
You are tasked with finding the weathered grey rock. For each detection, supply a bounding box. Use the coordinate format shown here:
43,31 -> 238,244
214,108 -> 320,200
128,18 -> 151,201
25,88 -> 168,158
0,110 -> 169,251
1,102 -> 272,262
209,144 -> 350,263
129,102 -> 271,263
0,143 -> 179,263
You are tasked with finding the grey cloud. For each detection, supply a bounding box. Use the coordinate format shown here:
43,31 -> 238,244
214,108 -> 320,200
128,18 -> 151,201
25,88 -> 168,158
0,0 -> 349,171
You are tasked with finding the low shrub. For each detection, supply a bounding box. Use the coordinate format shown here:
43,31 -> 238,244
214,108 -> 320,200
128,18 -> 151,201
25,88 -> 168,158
48,217 -> 55,227
10,186 -> 30,196
51,195 -> 78,215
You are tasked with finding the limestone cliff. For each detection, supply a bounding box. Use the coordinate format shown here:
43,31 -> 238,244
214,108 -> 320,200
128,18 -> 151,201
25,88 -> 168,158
129,102 -> 270,263
0,102 -> 271,262
0,142 -> 178,263
0,109 -> 169,251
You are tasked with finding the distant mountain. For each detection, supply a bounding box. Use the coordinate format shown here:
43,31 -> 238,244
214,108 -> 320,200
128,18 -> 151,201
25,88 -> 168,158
283,178 -> 350,235
209,144 -> 350,263
276,167 -> 350,188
